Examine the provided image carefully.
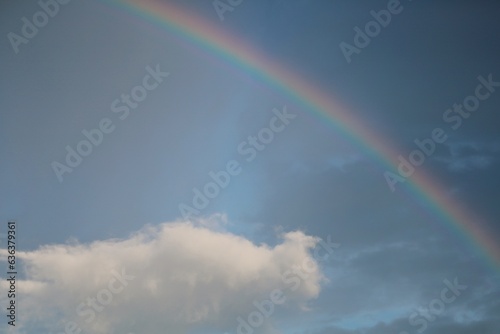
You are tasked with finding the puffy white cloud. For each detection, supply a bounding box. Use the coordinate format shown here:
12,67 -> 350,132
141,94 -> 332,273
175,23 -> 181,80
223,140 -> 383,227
1,217 -> 325,334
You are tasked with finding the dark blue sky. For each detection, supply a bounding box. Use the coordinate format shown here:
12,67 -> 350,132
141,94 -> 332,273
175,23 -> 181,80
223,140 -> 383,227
1,1 -> 499,333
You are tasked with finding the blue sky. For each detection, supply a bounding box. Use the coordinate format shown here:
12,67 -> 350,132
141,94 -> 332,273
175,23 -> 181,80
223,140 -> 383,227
1,0 -> 499,333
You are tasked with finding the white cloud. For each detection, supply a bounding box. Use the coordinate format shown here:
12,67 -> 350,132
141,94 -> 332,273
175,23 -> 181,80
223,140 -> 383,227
1,216 -> 324,334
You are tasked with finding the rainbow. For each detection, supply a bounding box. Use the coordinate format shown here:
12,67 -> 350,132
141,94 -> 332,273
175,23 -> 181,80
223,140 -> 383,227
102,0 -> 499,272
